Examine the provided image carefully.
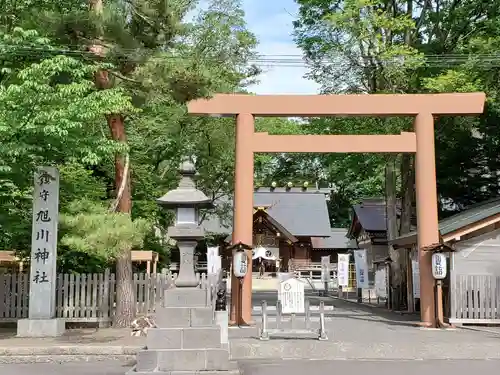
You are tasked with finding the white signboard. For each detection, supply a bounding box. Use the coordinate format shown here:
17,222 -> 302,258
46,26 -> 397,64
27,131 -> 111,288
29,167 -> 60,319
354,249 -> 369,289
207,246 -> 220,275
375,268 -> 387,298
280,278 -> 305,314
412,260 -> 420,298
337,253 -> 350,287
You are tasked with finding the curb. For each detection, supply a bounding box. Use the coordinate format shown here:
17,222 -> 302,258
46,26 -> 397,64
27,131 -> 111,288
0,345 -> 143,363
0,345 -> 144,356
457,325 -> 500,335
0,354 -> 137,364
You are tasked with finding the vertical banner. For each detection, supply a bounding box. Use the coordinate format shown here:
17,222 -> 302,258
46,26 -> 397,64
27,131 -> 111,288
29,167 -> 60,319
412,260 -> 420,298
207,246 -> 220,276
337,253 -> 350,287
375,267 -> 387,298
353,249 -> 369,289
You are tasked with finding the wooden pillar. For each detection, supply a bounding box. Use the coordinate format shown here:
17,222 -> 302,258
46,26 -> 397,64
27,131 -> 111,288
229,113 -> 254,325
414,112 -> 438,327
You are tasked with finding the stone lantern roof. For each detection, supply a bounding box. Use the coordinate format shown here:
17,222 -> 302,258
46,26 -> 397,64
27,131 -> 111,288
156,159 -> 213,209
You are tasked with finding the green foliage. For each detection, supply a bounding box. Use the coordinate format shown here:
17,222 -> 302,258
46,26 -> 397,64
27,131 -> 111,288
61,199 -> 151,260
0,0 -> 262,275
291,0 -> 500,226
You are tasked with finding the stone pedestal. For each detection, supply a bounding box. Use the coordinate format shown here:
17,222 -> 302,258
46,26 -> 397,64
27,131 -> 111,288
128,288 -> 238,375
17,318 -> 65,337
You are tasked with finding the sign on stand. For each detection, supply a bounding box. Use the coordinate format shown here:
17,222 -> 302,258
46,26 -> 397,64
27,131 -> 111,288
280,278 -> 305,314
260,278 -> 328,341
276,272 -> 293,302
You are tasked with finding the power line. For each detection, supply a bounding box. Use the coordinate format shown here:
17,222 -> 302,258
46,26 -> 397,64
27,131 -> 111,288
2,44 -> 500,68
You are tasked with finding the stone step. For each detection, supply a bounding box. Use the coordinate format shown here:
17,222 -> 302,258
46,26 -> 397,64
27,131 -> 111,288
147,327 -> 221,350
154,307 -> 214,328
136,349 -> 233,372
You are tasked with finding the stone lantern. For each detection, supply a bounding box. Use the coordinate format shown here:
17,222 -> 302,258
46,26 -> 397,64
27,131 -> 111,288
157,158 -> 213,287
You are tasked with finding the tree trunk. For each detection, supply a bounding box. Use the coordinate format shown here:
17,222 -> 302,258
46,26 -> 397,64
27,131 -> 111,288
114,249 -> 135,327
399,154 -> 414,235
108,112 -> 134,328
385,158 -> 399,309
90,0 -> 134,327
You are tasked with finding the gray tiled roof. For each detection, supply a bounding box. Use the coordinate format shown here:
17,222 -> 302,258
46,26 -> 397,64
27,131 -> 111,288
311,228 -> 358,249
352,201 -> 387,232
201,191 -> 331,237
392,197 -> 500,245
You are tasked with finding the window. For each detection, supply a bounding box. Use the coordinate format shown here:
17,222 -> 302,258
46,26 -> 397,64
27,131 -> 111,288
176,207 -> 196,224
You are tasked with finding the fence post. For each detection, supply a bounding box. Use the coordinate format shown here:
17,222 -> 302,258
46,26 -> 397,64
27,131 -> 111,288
304,298 -> 311,330
318,300 -> 328,341
276,299 -> 282,330
259,300 -> 269,340
97,269 -> 109,327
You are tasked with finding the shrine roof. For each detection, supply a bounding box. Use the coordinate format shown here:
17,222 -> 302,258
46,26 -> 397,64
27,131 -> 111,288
311,228 -> 358,249
201,190 -> 331,237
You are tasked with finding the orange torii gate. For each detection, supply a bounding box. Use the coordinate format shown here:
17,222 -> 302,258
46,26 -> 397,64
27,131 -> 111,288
187,92 -> 486,328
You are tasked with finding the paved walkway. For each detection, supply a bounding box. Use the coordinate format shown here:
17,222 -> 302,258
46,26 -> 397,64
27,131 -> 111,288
0,298 -> 499,362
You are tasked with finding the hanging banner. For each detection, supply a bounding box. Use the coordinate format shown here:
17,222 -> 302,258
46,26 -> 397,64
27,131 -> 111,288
337,253 -> 350,287
412,260 -> 420,298
207,246 -> 220,276
353,249 -> 369,289
375,268 -> 387,298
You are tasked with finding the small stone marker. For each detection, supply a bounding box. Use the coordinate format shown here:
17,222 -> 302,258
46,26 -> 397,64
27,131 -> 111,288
280,278 -> 305,314
17,166 -> 65,337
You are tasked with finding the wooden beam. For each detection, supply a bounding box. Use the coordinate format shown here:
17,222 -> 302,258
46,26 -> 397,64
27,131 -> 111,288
252,132 -> 417,153
187,93 -> 486,117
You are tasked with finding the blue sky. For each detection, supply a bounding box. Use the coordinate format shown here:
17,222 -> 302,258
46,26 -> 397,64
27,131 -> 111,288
189,0 -> 320,94
241,0 -> 319,94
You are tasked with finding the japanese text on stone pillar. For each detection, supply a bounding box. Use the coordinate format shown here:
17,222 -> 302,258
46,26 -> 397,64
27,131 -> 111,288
29,167 -> 60,319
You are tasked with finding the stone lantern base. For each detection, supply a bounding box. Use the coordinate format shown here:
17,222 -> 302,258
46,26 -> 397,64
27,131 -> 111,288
128,288 -> 239,375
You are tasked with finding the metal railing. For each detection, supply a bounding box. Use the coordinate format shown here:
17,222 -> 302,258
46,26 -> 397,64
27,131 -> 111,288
259,299 -> 328,341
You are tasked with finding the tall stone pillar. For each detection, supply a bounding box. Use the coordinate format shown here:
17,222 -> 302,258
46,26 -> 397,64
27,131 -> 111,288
17,167 -> 65,337
414,113 -> 439,327
129,159 -> 238,374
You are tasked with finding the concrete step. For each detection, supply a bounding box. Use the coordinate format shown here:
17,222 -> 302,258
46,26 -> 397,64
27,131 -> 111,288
136,349 -> 233,372
147,327 -> 221,350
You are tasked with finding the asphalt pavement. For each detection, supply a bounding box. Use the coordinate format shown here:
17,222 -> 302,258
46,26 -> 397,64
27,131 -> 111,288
2,359 -> 500,375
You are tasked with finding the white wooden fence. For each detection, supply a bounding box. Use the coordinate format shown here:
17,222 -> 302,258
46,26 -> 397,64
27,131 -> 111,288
449,274 -> 500,324
0,271 -> 208,324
